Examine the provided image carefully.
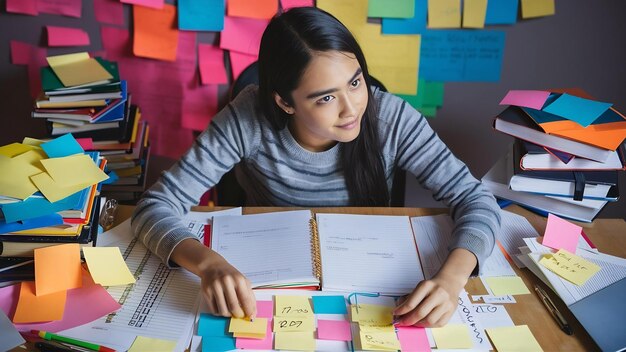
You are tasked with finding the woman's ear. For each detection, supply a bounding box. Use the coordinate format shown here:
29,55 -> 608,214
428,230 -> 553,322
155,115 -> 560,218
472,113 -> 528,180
273,93 -> 295,115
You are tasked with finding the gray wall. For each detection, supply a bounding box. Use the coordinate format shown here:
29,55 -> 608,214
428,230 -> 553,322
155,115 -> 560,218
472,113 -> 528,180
1,0 -> 625,219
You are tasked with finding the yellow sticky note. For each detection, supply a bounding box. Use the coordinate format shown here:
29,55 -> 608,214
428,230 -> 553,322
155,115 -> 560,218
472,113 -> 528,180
35,244 -> 83,296
12,281 -> 67,323
484,276 -> 531,296
47,52 -> 113,87
274,331 -> 316,351
273,315 -> 315,332
359,324 -> 395,333
428,0 -> 461,28
13,149 -> 46,170
229,317 -> 268,335
0,154 -> 40,199
41,154 -> 108,187
432,324 -> 473,349
486,325 -> 543,352
463,0 -> 487,28
128,336 -> 177,352
83,247 -> 136,286
22,137 -> 45,146
317,0 -> 368,31
275,295 -> 313,316
359,331 -> 401,351
47,52 -> 90,66
521,0 -> 555,18
30,172 -> 90,203
350,304 -> 394,325
233,332 -> 267,338
539,250 -> 601,286
0,142 -> 36,157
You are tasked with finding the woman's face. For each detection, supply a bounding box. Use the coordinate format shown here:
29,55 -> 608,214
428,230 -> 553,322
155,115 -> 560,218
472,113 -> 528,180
276,50 -> 368,152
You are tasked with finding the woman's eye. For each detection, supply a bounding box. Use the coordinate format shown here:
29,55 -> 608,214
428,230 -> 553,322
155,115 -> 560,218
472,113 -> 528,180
317,95 -> 334,104
351,79 -> 361,88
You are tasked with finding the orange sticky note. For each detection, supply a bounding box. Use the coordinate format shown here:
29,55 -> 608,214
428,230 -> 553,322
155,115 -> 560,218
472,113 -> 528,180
133,4 -> 179,61
34,244 -> 82,296
227,0 -> 278,20
13,281 -> 67,323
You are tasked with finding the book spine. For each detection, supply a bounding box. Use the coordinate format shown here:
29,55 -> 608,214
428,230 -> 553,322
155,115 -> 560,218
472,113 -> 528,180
310,217 -> 322,282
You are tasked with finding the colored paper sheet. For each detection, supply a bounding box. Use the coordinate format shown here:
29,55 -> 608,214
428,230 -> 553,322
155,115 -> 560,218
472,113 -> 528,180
6,0 -> 38,15
9,145 -> 46,166
178,0 -> 224,31
274,331 -> 316,351
273,315 -> 315,332
11,41 -> 38,66
128,336 -> 177,352
220,16 -> 269,56
41,134 -> 84,158
182,74 -> 219,131
83,247 -> 136,286
539,250 -> 602,286
368,0 -> 414,18
275,295 -> 313,316
0,142 -> 36,157
420,30 -> 505,82
94,0 -> 125,26
463,0 -> 487,28
133,4 -> 178,62
198,44 -> 228,85
485,0 -> 518,25
500,90 -> 551,110
40,154 -> 108,187
75,138 -> 94,150
229,50 -> 258,81
360,324 -> 395,333
121,0 -> 164,9
30,170 -> 95,203
542,213 -> 581,253
350,304 -> 394,325
486,325 -> 543,351
431,324 -> 472,349
317,319 -> 352,341
0,213 -> 63,234
312,295 -> 347,314
197,314 -> 229,337
47,53 -> 113,87
13,281 -> 66,323
0,154 -> 40,199
47,26 -> 90,47
542,93 -> 612,127
203,336 -> 235,351
236,318 -> 273,349
360,330 -> 401,350
382,0 -> 427,34
280,0 -> 313,11
397,326 -> 430,352
256,300 -> 274,318
228,0 -> 278,20
401,79 -> 445,109
317,0 -> 368,31
0,310 -> 25,351
34,244 -> 82,296
521,0 -> 555,19
0,189 -> 81,223
22,137 -> 45,146
229,317 -> 268,335
428,0 -> 461,28
10,41 -> 47,98
37,0 -> 82,18
483,276 -> 531,296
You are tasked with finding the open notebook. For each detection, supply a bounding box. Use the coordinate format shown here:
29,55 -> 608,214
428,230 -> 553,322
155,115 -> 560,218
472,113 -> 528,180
210,210 -> 424,295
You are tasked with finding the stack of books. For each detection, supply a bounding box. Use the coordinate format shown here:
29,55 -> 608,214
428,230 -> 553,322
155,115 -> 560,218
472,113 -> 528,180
483,89 -> 626,222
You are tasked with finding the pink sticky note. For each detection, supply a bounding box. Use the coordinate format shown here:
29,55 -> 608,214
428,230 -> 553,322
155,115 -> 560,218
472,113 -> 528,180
198,44 -> 228,85
256,300 -> 274,318
499,90 -> 551,110
280,0 -> 313,10
229,51 -> 258,81
236,318 -> 273,349
542,213 -> 582,253
182,74 -> 219,131
220,16 -> 269,56
75,138 -> 94,150
121,0 -> 164,9
37,0 -> 82,18
397,326 -> 431,352
47,26 -> 90,47
6,0 -> 38,15
317,319 -> 352,341
94,0 -> 125,26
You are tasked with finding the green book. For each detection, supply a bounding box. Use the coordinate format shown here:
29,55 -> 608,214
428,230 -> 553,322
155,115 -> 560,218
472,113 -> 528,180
41,57 -> 120,92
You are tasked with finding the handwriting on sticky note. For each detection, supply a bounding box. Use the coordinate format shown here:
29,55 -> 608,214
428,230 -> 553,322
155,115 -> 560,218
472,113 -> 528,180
274,295 -> 313,316
350,304 -> 394,325
359,324 -> 395,333
359,331 -> 401,350
272,315 -> 315,332
539,249 -> 601,285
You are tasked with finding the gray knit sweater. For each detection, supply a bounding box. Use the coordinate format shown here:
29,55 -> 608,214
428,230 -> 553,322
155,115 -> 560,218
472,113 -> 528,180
132,85 -> 501,274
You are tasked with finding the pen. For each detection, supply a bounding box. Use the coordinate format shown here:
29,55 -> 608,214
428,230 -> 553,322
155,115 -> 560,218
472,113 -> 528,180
534,285 -> 573,335
35,341 -> 74,352
32,330 -> 116,352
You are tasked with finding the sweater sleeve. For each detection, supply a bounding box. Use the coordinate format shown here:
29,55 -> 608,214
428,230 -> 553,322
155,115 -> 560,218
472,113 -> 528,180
380,93 -> 502,275
131,86 -> 261,267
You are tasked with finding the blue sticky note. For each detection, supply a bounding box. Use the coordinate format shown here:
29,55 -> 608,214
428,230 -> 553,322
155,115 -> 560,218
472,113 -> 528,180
0,213 -> 63,234
197,313 -> 229,337
419,30 -> 506,82
0,188 -> 83,223
542,93 -> 613,127
178,0 -> 224,31
485,0 -> 518,25
312,295 -> 348,314
382,0 -> 427,34
102,171 -> 119,185
40,133 -> 84,158
202,336 -> 235,351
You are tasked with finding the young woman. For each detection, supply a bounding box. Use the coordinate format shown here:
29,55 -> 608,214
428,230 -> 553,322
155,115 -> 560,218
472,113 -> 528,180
132,7 -> 501,328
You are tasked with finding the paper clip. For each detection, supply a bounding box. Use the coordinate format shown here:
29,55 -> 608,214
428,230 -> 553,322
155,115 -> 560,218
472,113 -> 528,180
99,199 -> 118,231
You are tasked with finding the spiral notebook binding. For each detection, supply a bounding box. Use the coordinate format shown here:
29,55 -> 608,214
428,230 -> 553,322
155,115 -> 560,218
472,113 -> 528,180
309,217 -> 322,281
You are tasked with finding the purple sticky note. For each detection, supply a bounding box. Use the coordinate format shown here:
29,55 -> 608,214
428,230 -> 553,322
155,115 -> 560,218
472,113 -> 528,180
235,318 -> 273,349
542,213 -> 582,253
397,326 -> 431,351
499,90 -> 551,110
317,319 -> 352,341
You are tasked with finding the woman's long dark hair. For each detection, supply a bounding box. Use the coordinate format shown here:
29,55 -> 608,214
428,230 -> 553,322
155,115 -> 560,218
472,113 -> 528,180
258,7 -> 390,206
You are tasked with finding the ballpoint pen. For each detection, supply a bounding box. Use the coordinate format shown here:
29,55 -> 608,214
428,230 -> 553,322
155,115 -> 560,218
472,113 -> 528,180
534,285 -> 573,335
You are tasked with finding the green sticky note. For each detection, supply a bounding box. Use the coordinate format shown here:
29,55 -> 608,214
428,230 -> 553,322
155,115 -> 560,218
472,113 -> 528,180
368,0 -> 415,18
422,81 -> 445,106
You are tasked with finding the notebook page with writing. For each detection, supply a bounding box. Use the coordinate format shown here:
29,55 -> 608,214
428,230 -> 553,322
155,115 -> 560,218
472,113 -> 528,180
316,213 -> 423,295
211,210 -> 319,288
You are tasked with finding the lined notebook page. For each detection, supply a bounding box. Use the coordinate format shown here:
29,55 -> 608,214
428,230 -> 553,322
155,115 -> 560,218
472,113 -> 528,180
211,210 -> 318,288
316,214 -> 424,295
